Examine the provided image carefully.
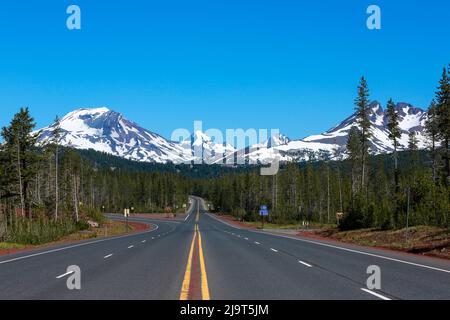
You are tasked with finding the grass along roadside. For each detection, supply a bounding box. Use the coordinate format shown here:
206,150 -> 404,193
0,219 -> 150,256
0,242 -> 26,250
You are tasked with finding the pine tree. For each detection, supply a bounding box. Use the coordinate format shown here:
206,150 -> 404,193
386,98 -> 401,193
408,131 -> 419,150
346,126 -> 362,201
408,131 -> 419,182
425,100 -> 440,184
435,66 -> 450,186
1,108 -> 38,218
386,99 -> 402,228
354,77 -> 371,191
425,100 -> 441,224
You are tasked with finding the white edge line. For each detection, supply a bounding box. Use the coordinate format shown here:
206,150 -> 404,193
184,199 -> 196,221
205,212 -> 450,274
56,271 -> 74,279
361,288 -> 391,300
0,223 -> 159,265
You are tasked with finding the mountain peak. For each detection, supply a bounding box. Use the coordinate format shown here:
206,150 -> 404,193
266,133 -> 290,148
369,101 -> 383,114
37,107 -> 193,164
65,107 -> 111,118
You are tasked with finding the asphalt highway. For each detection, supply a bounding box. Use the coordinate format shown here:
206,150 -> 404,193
0,197 -> 449,300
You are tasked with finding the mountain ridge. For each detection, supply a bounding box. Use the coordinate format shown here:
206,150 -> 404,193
36,102 -> 428,164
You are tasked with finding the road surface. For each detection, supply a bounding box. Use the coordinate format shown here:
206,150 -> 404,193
0,197 -> 449,300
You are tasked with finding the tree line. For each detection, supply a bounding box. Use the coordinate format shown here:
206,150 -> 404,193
196,66 -> 450,230
0,111 -> 190,243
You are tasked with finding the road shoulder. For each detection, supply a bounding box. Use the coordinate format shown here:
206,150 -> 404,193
208,213 -> 450,270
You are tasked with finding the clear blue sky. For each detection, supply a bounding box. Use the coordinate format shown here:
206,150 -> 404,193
0,0 -> 449,141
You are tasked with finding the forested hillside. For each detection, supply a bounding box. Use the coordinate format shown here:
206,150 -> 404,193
194,150 -> 448,230
195,68 -> 450,231
0,110 -> 190,244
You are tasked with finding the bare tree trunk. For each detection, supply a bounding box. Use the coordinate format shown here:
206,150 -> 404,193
337,166 -> 343,212
55,144 -> 59,221
327,165 -> 330,223
272,175 -> 278,216
445,137 -> 449,187
431,138 -> 438,224
361,136 -> 366,192
16,140 -> 25,218
73,174 -> 79,222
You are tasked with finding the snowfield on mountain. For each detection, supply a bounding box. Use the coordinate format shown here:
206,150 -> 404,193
36,102 -> 428,164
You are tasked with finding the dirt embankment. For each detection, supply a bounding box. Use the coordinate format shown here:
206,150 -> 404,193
213,214 -> 450,260
308,226 -> 450,260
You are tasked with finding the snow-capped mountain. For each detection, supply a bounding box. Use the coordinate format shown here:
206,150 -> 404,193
179,131 -> 235,164
37,107 -> 192,163
303,101 -> 427,153
243,101 -> 427,163
36,102 -> 428,165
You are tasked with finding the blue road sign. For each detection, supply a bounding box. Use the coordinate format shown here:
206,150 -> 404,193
259,205 -> 269,216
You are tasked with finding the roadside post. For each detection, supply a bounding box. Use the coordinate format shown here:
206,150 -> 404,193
124,208 -> 130,232
259,205 -> 269,229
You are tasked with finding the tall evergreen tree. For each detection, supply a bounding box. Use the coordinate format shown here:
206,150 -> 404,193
408,131 -> 419,150
425,100 -> 440,184
354,77 -> 371,191
386,98 -> 401,193
346,126 -> 362,201
434,66 -> 450,186
425,100 -> 441,225
1,108 -> 38,218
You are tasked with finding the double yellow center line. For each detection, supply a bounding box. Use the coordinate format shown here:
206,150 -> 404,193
179,223 -> 210,300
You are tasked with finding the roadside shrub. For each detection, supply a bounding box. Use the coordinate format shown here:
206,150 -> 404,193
85,207 -> 105,223
5,216 -> 80,245
76,219 -> 90,231
339,208 -> 364,231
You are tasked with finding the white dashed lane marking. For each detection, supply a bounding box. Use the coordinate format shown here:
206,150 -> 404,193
361,288 -> 391,300
298,260 -> 312,267
56,271 -> 74,279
